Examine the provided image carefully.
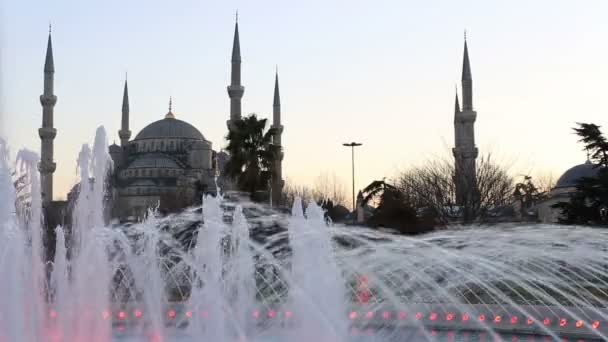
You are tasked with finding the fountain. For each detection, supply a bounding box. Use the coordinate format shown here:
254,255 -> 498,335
1,128 -> 607,341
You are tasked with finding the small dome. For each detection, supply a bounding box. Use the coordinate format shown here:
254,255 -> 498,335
134,117 -> 205,141
109,143 -> 121,153
127,154 -> 181,169
555,161 -> 601,189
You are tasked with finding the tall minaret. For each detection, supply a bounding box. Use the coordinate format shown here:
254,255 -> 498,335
39,26 -> 57,205
118,77 -> 131,147
227,15 -> 244,130
452,35 -> 478,209
271,69 -> 284,206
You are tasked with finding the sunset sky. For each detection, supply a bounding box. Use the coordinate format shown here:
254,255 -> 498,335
2,0 -> 608,202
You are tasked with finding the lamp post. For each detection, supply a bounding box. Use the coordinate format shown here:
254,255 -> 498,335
343,142 -> 362,220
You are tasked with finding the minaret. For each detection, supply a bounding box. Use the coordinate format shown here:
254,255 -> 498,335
452,35 -> 478,210
118,77 -> 131,147
227,15 -> 244,130
271,69 -> 284,206
39,26 -> 57,205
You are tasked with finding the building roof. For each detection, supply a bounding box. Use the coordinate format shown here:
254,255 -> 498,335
127,154 -> 181,169
555,161 -> 600,189
134,117 -> 205,141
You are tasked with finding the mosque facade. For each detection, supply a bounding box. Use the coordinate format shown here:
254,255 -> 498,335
38,20 -> 285,220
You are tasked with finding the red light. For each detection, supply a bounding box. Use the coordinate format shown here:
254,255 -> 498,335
592,320 -> 600,329
479,314 -> 486,321
398,311 -> 406,320
252,310 -> 260,318
415,312 -> 423,320
559,318 -> 567,327
575,320 -> 583,328
527,317 -> 534,325
543,318 -> 551,326
134,309 -> 143,318
118,311 -> 127,320
268,310 -> 277,318
102,310 -> 111,320
430,312 -> 438,321
349,311 -> 358,320
186,311 -> 193,318
462,313 -> 470,322
49,310 -> 57,319
382,311 -> 390,320
284,310 -> 293,318
446,313 -> 455,321
494,315 -> 502,323
366,311 -> 374,319
510,316 -> 518,324
167,309 -> 176,319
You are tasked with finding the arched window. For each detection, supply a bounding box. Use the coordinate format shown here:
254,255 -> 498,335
170,141 -> 175,150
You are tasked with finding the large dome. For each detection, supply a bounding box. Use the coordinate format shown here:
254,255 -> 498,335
555,161 -> 601,189
134,117 -> 205,141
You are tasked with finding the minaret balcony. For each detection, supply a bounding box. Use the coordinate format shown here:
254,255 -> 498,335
39,94 -> 57,106
227,85 -> 244,98
452,147 -> 478,159
119,130 -> 132,140
455,109 -> 477,123
272,124 -> 284,135
37,160 -> 56,173
38,127 -> 57,139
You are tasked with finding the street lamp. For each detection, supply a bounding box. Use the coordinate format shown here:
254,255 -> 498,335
343,142 -> 362,220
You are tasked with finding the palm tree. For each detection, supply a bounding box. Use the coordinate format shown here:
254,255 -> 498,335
224,114 -> 279,201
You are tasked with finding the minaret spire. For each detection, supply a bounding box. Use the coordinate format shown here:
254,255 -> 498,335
271,68 -> 284,206
461,35 -> 473,111
227,15 -> 244,130
454,86 -> 460,115
119,76 -> 131,147
39,28 -> 58,205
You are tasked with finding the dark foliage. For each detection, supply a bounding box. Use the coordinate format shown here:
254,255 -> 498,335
553,123 -> 608,225
361,180 -> 433,235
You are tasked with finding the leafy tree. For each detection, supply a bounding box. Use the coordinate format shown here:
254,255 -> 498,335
553,123 -> 608,225
224,114 -> 280,201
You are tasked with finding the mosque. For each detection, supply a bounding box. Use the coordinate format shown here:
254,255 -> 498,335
37,19 -> 285,220
35,16 -> 590,225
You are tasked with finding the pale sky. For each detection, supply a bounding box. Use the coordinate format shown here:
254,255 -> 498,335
2,0 -> 608,201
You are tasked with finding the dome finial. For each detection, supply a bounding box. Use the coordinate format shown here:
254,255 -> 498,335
165,96 -> 175,119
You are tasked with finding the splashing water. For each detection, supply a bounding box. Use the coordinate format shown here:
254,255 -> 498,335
1,129 -> 608,341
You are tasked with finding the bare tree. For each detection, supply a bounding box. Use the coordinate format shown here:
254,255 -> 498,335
396,152 -> 514,224
534,172 -> 556,194
311,171 -> 348,206
282,179 -> 315,207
